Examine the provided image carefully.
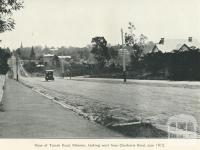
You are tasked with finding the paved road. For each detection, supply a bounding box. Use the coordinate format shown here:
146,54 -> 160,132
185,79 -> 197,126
72,76 -> 200,88
8,56 -> 200,136
20,76 -> 200,131
0,79 -> 124,138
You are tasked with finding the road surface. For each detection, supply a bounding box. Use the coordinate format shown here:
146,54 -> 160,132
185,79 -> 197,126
7,56 -> 200,137
0,79 -> 124,138
19,75 -> 200,133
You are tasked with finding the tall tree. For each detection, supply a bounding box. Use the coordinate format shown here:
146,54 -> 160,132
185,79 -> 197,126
91,37 -> 110,68
125,22 -> 147,69
30,46 -> 35,60
0,0 -> 23,33
0,1 -> 22,74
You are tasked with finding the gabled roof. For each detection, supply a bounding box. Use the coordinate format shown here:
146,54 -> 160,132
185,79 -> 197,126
153,38 -> 200,53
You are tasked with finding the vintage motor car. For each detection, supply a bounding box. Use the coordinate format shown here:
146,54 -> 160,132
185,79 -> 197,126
45,70 -> 54,81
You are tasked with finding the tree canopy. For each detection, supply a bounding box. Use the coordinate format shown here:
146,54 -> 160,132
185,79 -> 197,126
125,22 -> 147,69
91,37 -> 110,68
30,46 -> 36,59
0,0 -> 23,33
91,36 -> 119,69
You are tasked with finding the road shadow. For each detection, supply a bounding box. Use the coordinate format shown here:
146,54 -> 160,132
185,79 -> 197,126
108,123 -> 168,138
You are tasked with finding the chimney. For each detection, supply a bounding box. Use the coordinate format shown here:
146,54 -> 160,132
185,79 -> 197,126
188,37 -> 192,42
159,38 -> 165,45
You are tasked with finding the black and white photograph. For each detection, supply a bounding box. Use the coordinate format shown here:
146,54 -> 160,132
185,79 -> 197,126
0,0 -> 200,147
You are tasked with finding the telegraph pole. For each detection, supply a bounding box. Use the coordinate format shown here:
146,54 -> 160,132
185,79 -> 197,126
121,28 -> 126,83
16,55 -> 19,81
62,50 -> 64,78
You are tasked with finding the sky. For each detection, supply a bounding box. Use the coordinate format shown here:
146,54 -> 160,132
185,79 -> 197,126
0,0 -> 200,49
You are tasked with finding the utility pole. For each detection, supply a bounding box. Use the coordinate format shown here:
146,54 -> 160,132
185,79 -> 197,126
16,55 -> 19,81
121,28 -> 126,83
62,50 -> 64,78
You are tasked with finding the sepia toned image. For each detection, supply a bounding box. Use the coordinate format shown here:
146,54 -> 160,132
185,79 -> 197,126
0,0 -> 200,141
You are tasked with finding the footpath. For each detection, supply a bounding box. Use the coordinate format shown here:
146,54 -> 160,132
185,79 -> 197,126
0,79 -> 124,138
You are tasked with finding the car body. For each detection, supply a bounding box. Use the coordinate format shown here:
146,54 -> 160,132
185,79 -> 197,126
45,70 -> 54,81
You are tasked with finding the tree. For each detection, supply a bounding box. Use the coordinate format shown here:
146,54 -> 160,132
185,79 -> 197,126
0,1 -> 22,74
125,22 -> 147,69
0,0 -> 23,33
52,55 -> 60,67
91,36 -> 110,68
30,46 -> 35,60
109,47 -> 118,60
23,61 -> 36,73
15,47 -> 21,56
0,47 -> 11,74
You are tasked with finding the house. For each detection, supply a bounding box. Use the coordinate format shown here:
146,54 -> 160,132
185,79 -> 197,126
43,54 -> 54,66
58,56 -> 72,65
58,56 -> 71,60
152,37 -> 200,53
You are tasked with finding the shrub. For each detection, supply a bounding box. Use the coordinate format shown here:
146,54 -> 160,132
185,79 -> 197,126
23,62 -> 37,73
0,48 -> 11,74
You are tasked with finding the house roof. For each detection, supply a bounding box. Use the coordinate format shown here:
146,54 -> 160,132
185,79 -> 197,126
43,54 -> 54,57
153,38 -> 200,53
58,56 -> 71,59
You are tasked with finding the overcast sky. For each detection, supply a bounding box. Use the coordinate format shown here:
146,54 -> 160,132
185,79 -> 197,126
0,0 -> 200,49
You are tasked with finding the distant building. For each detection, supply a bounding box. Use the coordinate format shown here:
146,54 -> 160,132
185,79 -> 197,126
152,37 -> 200,53
43,54 -> 72,66
50,48 -> 58,51
43,54 -> 54,66
43,54 -> 54,57
58,56 -> 71,60
58,55 -> 71,64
